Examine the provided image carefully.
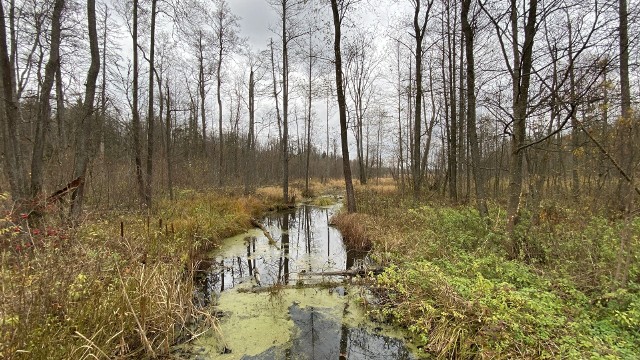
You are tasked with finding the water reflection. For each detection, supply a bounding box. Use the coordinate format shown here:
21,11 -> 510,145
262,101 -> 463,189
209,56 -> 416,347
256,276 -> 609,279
191,205 -> 418,360
200,205 -> 351,296
244,304 -> 414,360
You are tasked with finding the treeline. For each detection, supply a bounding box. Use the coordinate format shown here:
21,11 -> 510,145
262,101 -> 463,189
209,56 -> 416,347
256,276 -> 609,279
0,0 -> 638,228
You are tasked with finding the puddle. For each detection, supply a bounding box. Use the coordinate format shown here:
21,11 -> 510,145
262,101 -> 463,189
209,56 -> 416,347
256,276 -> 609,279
185,204 -> 421,359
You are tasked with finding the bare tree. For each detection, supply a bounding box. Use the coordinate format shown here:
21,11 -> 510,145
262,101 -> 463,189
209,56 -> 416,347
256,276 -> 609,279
131,0 -> 145,203
29,0 -> 64,199
345,29 -> 379,186
330,0 -> 357,212
245,60 -> 257,195
410,0 -> 434,198
481,0 -> 539,257
144,0 -> 158,208
0,0 -> 27,201
269,0 -> 305,202
213,0 -> 241,184
70,0 -> 100,219
462,0 -> 488,217
304,27 -> 316,195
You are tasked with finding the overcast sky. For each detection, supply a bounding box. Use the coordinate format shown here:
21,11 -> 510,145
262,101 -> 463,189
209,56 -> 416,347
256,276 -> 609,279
229,0 -> 279,50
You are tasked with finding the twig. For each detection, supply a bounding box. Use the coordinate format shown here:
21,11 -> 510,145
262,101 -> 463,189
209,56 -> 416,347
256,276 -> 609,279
74,330 -> 111,359
576,119 -> 640,197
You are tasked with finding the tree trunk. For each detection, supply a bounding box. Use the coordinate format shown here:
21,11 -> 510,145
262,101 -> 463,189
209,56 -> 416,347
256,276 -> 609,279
397,41 -> 405,194
165,83 -> 174,200
131,0 -> 145,204
198,33 -> 207,156
305,29 -> 313,195
55,61 -> 65,146
462,0 -> 488,217
144,0 -> 156,208
330,0 -> 356,213
270,38 -> 283,141
447,4 -> 458,202
568,19 -> 580,200
619,0 -> 630,120
70,0 -> 100,219
30,0 -> 64,199
217,42 -> 224,185
281,1 -> 289,203
99,4 -> 108,157
458,21 -> 466,199
0,1 -> 27,201
506,0 -> 538,258
245,68 -> 255,195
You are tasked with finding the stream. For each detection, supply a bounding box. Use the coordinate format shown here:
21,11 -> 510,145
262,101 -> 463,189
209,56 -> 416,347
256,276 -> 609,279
185,203 -> 419,360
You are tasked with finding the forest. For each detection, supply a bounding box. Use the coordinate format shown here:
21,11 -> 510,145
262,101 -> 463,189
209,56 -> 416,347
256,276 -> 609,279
1,0 -> 639,358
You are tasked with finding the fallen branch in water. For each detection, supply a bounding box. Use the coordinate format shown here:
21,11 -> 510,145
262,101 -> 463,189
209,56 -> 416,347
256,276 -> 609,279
237,281 -> 343,294
250,218 -> 278,246
301,267 -> 384,277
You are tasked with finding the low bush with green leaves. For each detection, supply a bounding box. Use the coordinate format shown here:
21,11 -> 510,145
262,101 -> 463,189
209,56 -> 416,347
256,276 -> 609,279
357,191 -> 640,359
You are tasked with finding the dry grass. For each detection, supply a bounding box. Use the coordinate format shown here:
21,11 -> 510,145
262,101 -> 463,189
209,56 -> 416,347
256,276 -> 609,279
255,186 -> 286,202
330,212 -> 374,253
0,191 -> 268,359
354,177 -> 398,193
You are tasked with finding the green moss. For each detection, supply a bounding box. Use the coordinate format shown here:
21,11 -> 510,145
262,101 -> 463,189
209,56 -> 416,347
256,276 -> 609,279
191,286 -> 416,359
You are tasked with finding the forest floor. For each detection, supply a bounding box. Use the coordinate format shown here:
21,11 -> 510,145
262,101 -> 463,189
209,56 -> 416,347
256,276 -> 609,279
2,180 -> 639,359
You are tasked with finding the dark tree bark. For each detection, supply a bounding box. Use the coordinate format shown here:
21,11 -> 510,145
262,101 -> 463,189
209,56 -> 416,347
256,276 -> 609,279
55,59 -> 66,146
145,0 -> 157,208
411,0 -> 434,198
245,67 -> 256,195
131,0 -> 145,204
281,1 -> 290,202
446,2 -> 458,201
506,0 -> 538,256
165,83 -> 174,200
0,1 -> 27,201
70,0 -> 100,219
619,0 -> 630,120
462,0 -> 488,217
330,0 -> 356,212
30,0 -> 65,199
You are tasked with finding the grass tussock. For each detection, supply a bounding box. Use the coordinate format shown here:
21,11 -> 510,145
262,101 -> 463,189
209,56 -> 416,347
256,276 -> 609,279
309,196 -> 337,207
0,191 -> 267,359
356,190 -> 640,359
330,212 -> 374,253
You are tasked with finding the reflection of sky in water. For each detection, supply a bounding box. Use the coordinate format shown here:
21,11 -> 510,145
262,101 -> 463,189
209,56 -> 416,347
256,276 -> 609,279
244,304 -> 414,360
191,205 -> 417,360
200,205 -> 350,298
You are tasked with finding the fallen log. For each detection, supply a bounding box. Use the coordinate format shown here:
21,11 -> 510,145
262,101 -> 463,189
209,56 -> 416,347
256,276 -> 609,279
250,218 -> 278,247
301,267 -> 384,277
237,281 -> 343,294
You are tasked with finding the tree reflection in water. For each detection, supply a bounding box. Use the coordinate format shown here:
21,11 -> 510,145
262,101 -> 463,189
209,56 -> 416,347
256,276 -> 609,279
196,205 -> 415,359
244,304 -> 414,360
202,205 -> 352,295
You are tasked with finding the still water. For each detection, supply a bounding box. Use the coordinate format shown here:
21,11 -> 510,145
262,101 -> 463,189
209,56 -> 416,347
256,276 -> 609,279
189,204 -> 418,360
